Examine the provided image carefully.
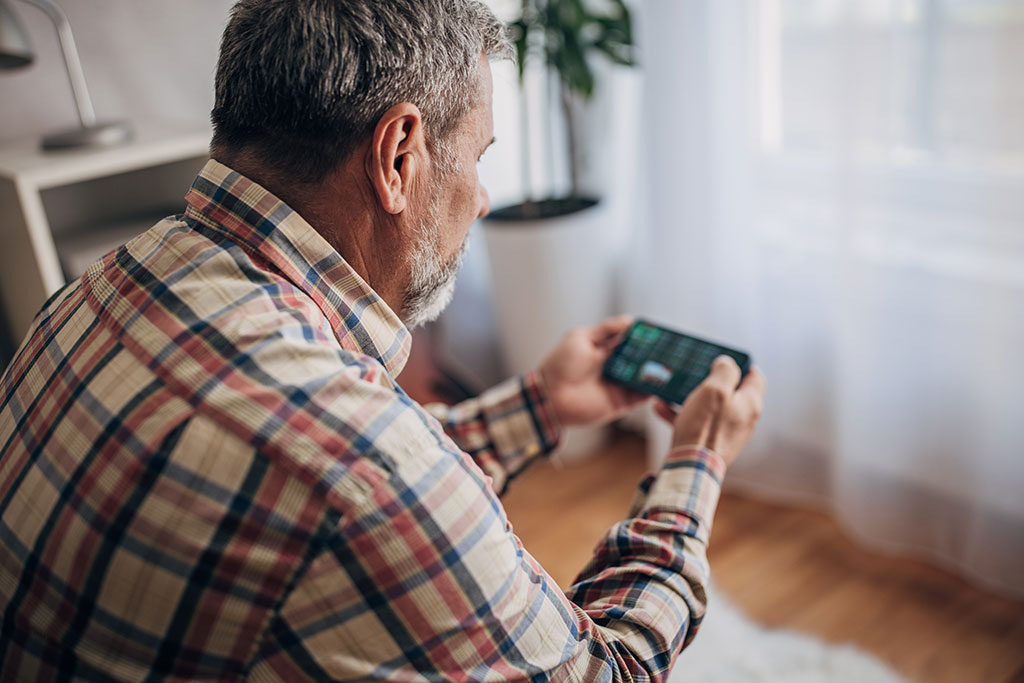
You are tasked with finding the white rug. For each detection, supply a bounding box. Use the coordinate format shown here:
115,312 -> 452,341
669,585 -> 907,683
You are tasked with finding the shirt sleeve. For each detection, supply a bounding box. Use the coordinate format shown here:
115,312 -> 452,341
420,370 -> 561,494
250,439 -> 726,682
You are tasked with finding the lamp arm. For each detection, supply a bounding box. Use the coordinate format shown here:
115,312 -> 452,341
18,0 -> 96,127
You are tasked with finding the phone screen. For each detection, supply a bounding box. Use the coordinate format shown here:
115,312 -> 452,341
602,320 -> 751,405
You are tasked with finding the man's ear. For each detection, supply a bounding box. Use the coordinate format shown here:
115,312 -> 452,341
366,102 -> 427,215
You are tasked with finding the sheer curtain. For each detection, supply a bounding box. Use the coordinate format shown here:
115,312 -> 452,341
631,0 -> 1024,596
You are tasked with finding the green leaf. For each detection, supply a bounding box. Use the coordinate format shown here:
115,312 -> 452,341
511,18 -> 530,81
508,0 -> 636,92
555,24 -> 594,98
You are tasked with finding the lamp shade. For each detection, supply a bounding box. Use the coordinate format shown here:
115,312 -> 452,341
0,0 -> 33,69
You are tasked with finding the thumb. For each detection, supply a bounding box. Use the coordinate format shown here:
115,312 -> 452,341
654,399 -> 677,424
589,314 -> 634,346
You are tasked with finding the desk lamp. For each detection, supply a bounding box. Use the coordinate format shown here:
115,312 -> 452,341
0,0 -> 131,150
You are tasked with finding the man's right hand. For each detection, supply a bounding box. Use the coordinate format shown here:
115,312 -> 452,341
656,356 -> 766,468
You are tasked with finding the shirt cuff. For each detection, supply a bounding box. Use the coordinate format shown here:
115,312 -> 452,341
636,446 -> 726,543
478,370 -> 561,471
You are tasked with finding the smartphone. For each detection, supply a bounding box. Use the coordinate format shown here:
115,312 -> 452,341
602,320 -> 752,405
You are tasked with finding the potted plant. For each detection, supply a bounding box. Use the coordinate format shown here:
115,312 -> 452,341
483,0 -> 636,374
501,0 -> 635,217
480,0 -> 635,459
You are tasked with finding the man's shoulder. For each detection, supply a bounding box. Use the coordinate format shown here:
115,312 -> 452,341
126,216 -> 337,338
89,215 -> 341,370
78,216 -> 453,507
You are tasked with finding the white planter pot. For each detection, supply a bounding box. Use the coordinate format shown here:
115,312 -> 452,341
483,199 -> 614,461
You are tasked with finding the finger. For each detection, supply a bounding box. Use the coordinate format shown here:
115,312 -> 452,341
588,314 -> 635,345
654,399 -> 677,424
600,382 -> 645,411
608,384 -> 647,406
737,365 -> 766,398
704,355 -> 742,393
735,365 -> 766,419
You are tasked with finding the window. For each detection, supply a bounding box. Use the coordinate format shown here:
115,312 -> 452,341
759,0 -> 1024,173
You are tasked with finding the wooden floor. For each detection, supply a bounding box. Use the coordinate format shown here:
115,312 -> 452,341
401,331 -> 1024,681
501,431 -> 1024,683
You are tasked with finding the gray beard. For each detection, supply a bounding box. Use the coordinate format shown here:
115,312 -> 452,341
400,202 -> 468,329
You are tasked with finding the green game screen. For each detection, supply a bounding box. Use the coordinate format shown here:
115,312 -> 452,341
603,321 -> 751,404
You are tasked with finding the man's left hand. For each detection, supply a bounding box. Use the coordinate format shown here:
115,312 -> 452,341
539,315 -> 647,428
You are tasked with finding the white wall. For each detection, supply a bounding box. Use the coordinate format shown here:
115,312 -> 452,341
0,1 -> 638,385
0,0 -> 636,203
0,0 -> 234,146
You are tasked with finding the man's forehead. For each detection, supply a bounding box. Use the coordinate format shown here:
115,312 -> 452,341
472,62 -> 495,145
484,61 -> 496,131
450,55 -> 493,149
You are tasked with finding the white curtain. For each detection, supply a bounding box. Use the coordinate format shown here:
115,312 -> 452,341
631,0 -> 1024,597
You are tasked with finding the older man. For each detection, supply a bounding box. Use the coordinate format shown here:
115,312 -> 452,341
0,0 -> 764,680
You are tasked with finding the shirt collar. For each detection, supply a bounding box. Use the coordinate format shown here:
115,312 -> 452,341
183,159 -> 412,378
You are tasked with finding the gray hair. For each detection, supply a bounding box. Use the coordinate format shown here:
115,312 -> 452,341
211,0 -> 512,184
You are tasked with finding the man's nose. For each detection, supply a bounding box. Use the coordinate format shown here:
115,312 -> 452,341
476,185 -> 491,220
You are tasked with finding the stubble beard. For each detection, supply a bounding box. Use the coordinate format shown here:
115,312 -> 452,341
400,192 -> 468,329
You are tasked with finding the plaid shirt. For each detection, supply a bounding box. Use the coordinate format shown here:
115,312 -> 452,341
0,160 -> 725,681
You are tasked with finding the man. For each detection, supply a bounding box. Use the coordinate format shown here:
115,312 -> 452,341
0,0 -> 764,680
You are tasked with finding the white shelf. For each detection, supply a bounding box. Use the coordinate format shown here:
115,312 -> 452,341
0,122 -> 211,188
0,122 -> 212,351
